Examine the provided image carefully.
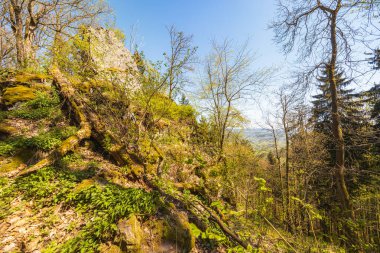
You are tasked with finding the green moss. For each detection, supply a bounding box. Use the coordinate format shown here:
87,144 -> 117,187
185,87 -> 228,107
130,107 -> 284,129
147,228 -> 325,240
3,85 -> 36,105
98,244 -> 122,253
130,164 -> 144,178
0,123 -> 17,135
13,72 -> 51,84
72,179 -> 96,193
0,151 -> 32,173
10,89 -> 62,120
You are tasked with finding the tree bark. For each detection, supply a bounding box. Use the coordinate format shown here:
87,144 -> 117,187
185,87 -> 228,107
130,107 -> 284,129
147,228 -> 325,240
328,10 -> 352,217
9,1 -> 25,67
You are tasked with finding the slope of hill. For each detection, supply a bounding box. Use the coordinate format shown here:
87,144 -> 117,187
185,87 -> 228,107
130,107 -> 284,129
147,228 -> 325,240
243,128 -> 284,150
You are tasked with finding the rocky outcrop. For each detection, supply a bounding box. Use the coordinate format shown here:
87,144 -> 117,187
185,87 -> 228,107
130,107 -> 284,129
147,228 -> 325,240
86,27 -> 140,91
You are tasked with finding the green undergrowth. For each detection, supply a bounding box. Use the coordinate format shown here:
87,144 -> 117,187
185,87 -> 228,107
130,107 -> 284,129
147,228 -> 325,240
154,179 -> 249,251
0,165 -> 161,252
0,166 -> 94,219
1,88 -> 61,121
0,126 -> 78,155
13,89 -> 61,119
53,184 -> 160,252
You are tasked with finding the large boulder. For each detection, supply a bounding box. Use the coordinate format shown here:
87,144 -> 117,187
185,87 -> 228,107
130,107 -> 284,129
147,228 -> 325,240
86,27 -> 141,91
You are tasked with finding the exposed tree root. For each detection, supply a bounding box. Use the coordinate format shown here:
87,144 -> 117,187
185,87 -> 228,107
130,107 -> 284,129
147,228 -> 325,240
13,67 -> 92,177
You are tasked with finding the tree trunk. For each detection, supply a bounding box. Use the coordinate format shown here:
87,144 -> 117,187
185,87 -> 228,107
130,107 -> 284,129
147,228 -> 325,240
328,11 -> 352,217
281,98 -> 291,231
328,10 -> 361,250
270,125 -> 285,215
9,2 -> 25,67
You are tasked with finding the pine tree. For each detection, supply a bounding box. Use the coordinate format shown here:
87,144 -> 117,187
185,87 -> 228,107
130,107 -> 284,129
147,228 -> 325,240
311,66 -> 367,166
368,84 -> 380,128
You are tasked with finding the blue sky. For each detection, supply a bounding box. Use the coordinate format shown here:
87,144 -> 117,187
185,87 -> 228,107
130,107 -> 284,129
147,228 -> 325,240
108,0 -> 284,67
108,0 -> 286,125
106,1 -> 378,126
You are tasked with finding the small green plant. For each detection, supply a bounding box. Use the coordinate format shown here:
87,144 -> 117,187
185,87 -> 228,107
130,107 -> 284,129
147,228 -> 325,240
55,184 -> 160,252
189,222 -> 232,249
10,89 -> 61,120
0,166 -> 96,219
59,153 -> 84,168
14,167 -> 94,208
227,245 -> 260,253
0,126 -> 78,155
28,126 -> 77,151
0,136 -> 27,155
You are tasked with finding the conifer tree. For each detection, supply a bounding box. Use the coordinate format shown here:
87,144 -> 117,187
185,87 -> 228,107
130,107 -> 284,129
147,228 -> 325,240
311,65 -> 366,165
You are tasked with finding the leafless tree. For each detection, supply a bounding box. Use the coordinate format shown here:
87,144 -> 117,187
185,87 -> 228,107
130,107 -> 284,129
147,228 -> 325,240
264,114 -> 285,213
278,89 -> 297,228
164,25 -> 197,100
201,39 -> 269,158
0,0 -> 110,68
271,0 -> 365,224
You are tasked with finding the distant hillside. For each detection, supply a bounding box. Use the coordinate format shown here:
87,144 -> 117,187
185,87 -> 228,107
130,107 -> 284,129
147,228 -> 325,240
243,128 -> 285,150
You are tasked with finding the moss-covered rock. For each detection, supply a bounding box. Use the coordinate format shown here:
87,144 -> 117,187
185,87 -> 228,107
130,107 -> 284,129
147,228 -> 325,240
98,243 -> 123,253
161,207 -> 196,253
13,72 -> 51,84
117,214 -> 143,252
0,151 -> 32,174
0,123 -> 17,136
3,85 -> 36,105
73,179 -> 96,192
130,164 -> 144,178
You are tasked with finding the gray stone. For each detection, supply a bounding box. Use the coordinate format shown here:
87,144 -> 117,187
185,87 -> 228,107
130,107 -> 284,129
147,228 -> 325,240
85,27 -> 141,91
